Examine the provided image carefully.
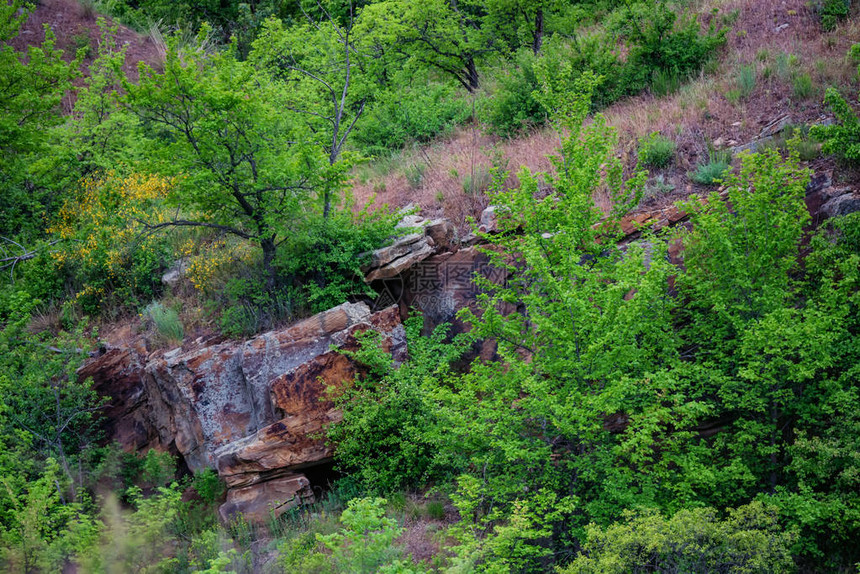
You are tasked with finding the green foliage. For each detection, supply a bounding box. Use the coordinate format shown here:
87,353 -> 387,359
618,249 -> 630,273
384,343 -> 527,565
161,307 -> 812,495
727,63 -> 757,103
279,496 -> 421,573
353,80 -> 472,154
637,132 -> 676,168
144,301 -> 184,345
0,1 -> 81,239
690,150 -> 731,184
404,163 -> 426,189
811,86 -> 860,163
819,0 -> 852,31
563,502 -> 796,574
126,32 -> 326,288
482,3 -> 725,136
329,316 -> 469,492
650,67 -> 682,97
277,205 -> 400,314
616,0 -> 726,97
792,72 -> 815,100
48,171 -> 173,314
641,174 -> 675,203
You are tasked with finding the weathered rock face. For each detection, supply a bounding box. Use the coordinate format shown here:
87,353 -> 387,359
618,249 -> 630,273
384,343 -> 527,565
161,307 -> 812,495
81,302 -> 406,523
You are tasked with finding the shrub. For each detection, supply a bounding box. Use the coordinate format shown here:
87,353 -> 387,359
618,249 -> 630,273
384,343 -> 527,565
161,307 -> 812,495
278,206 -> 400,315
280,498 -> 419,573
811,86 -> 860,163
651,67 -> 682,97
47,171 -> 173,315
792,72 -> 815,99
641,174 -> 675,202
619,1 -> 726,97
738,63 -> 757,98
328,316 -> 468,493
404,162 -> 425,189
637,132 -> 676,168
352,80 -> 471,155
562,503 -> 797,574
462,164 -> 492,195
690,150 -> 731,184
820,0 -> 851,31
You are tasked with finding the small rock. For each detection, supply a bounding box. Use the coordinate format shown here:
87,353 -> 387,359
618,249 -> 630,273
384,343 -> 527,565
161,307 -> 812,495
479,205 -> 504,233
396,214 -> 427,229
821,193 -> 860,218
424,218 -> 459,253
775,23 -> 789,32
161,258 -> 189,287
713,137 -> 726,148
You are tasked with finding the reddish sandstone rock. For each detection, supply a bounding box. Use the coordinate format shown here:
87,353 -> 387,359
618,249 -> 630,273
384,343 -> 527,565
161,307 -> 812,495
218,473 -> 314,523
80,302 -> 405,523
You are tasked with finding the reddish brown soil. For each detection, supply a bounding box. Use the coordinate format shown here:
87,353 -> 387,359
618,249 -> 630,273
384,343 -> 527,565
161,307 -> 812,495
9,0 -> 162,110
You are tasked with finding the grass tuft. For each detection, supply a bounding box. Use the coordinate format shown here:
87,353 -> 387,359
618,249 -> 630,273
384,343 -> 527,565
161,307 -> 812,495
690,150 -> 731,185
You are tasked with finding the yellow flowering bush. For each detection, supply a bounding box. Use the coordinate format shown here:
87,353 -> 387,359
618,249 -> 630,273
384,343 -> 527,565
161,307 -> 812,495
48,171 -> 174,313
185,238 -> 253,294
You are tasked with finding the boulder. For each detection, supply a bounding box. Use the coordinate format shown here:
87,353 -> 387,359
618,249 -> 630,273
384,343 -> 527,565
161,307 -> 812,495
821,192 -> 860,219
479,205 -> 503,233
80,302 -> 406,523
218,473 -> 314,523
365,239 -> 435,282
425,219 -> 459,253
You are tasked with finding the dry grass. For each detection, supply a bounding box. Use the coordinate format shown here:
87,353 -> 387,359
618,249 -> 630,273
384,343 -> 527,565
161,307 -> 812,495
351,125 -> 561,229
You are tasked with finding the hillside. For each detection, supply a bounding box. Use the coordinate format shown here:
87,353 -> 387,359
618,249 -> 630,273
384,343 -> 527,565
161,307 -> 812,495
2,0 -> 860,572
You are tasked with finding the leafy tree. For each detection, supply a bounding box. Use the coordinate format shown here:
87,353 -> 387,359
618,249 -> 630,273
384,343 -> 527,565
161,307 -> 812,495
811,83 -> 860,164
125,34 -> 326,290
0,291 -> 102,494
252,8 -> 371,218
328,316 -> 468,492
281,497 -> 421,573
355,0 -> 495,92
0,1 -> 80,239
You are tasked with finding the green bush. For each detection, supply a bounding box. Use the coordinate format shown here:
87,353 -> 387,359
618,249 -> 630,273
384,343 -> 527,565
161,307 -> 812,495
279,497 -> 420,573
641,174 -> 675,202
562,503 -> 796,574
352,80 -> 471,155
820,0 -> 851,31
618,1 -> 726,97
792,72 -> 815,100
737,63 -> 757,100
637,132 -> 676,168
328,316 -> 468,492
690,150 -> 731,184
811,86 -> 860,163
278,206 -> 400,314
651,67 -> 682,97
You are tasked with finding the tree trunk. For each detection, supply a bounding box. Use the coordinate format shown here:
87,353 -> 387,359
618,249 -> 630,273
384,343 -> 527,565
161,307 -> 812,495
465,56 -> 480,92
261,235 -> 278,291
533,7 -> 544,55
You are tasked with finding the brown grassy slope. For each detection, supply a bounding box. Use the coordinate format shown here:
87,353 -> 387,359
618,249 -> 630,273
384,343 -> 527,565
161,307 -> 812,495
351,0 -> 860,226
9,0 -> 163,107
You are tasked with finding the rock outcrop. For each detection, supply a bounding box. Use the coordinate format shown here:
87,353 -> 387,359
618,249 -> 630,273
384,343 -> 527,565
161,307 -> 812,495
80,302 -> 406,523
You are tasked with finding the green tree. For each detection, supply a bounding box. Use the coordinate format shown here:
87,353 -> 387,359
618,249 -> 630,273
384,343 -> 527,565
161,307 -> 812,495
252,8 -> 371,218
355,0 -> 495,92
125,34 -> 325,289
0,1 -> 80,239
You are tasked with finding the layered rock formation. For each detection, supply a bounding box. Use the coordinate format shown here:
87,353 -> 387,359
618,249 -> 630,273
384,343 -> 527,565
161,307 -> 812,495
80,302 -> 405,523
